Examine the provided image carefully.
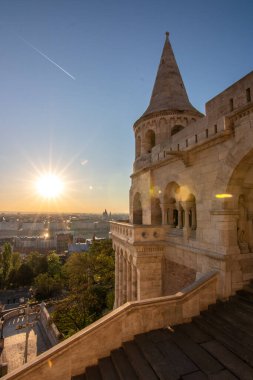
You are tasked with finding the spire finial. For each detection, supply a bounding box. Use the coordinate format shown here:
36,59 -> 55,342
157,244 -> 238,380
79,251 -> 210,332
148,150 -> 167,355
165,31 -> 169,41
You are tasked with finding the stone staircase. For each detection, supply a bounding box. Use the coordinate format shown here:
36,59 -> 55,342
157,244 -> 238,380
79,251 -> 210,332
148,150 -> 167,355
73,280 -> 253,380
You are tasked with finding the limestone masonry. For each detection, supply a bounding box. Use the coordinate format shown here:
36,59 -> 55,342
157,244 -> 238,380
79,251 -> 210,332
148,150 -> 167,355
110,32 -> 253,304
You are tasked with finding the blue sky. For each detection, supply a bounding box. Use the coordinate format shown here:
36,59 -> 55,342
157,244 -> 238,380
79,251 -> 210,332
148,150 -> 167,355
0,0 -> 253,213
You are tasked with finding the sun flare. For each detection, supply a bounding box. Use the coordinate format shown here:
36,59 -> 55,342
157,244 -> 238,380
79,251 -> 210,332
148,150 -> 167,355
36,174 -> 64,199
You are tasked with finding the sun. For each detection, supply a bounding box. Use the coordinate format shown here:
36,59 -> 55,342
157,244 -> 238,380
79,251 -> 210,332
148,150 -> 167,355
36,173 -> 64,199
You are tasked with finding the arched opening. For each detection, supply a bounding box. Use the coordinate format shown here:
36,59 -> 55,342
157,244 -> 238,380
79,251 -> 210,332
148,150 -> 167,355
144,129 -> 156,153
133,193 -> 143,225
151,198 -> 162,225
171,124 -> 184,136
226,149 -> 253,253
164,182 -> 180,226
136,135 -> 141,158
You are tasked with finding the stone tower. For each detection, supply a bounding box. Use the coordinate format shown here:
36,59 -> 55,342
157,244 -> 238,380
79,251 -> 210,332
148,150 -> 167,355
111,34 -> 253,307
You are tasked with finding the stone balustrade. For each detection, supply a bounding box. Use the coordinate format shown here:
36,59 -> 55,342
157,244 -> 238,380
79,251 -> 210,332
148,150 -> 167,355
110,221 -> 169,244
1,271 -> 218,380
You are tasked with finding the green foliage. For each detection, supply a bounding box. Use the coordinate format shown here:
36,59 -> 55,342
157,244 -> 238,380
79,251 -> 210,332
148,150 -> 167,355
34,273 -> 62,299
47,252 -> 61,277
2,243 -> 12,282
53,239 -> 115,338
26,252 -> 48,277
16,263 -> 34,286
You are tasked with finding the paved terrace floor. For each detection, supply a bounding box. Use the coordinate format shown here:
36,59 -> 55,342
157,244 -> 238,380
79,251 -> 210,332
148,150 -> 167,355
3,314 -> 51,373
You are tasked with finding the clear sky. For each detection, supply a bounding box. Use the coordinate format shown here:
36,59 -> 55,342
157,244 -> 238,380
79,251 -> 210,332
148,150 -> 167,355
0,0 -> 253,213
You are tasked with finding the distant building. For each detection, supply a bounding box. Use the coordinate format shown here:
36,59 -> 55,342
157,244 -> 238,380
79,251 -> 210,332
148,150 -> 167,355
56,233 -> 73,254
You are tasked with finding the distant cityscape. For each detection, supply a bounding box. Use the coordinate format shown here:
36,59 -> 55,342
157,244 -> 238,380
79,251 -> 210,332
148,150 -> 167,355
0,211 -> 128,256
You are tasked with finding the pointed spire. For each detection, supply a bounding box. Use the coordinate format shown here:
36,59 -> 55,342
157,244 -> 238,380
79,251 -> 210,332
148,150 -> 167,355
142,33 -> 198,118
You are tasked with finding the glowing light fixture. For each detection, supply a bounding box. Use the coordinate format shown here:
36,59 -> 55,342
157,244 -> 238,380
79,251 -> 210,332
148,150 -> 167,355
215,194 -> 233,199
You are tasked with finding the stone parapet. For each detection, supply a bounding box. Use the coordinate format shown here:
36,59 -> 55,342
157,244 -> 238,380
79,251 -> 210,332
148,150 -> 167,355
1,271 -> 219,380
110,221 -> 169,244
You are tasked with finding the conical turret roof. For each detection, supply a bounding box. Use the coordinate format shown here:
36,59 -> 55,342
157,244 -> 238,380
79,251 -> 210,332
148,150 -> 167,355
141,32 -> 199,118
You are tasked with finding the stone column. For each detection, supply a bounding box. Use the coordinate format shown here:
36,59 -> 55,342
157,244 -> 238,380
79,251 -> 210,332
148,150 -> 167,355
191,206 -> 197,230
132,265 -> 137,301
126,259 -> 132,302
122,256 -> 127,304
118,253 -> 123,306
178,208 -> 183,229
114,250 -> 119,308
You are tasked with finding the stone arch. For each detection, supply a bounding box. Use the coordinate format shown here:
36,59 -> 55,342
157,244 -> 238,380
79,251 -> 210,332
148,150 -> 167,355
225,149 -> 253,253
144,129 -> 156,153
151,197 -> 162,225
133,192 -> 143,225
136,135 -> 141,158
164,182 -> 180,226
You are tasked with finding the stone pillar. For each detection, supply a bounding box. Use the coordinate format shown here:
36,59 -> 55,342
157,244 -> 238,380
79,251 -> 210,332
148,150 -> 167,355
122,256 -> 127,304
136,249 -> 163,300
161,203 -> 168,225
132,265 -> 137,301
114,250 -> 119,308
118,253 -> 123,306
191,206 -> 197,230
178,208 -> 183,229
126,259 -> 132,302
183,205 -> 191,239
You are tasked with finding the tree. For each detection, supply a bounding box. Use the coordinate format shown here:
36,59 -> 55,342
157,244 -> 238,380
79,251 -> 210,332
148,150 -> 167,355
53,239 -> 115,337
2,243 -> 12,283
16,263 -> 34,286
26,252 -> 48,277
34,273 -> 62,299
47,252 -> 61,278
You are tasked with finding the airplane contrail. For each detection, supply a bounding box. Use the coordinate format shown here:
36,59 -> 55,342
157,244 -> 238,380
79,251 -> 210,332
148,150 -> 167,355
18,35 -> 76,80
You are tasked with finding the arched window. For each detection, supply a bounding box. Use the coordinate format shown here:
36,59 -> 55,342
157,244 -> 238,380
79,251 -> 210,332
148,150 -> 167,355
144,130 -> 156,153
171,124 -> 184,136
133,193 -> 143,225
151,198 -> 162,225
136,135 -> 141,158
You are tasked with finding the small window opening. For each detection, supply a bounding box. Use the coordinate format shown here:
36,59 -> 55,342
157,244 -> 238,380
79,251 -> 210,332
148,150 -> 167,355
205,129 -> 209,138
214,124 -> 218,134
230,98 -> 234,111
195,134 -> 198,143
186,139 -> 188,147
177,144 -> 180,151
246,88 -> 251,103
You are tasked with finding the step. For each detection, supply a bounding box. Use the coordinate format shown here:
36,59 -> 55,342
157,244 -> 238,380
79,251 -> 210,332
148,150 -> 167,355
148,329 -> 198,376
167,329 -> 223,375
98,357 -> 119,380
181,371 -> 208,379
175,323 -> 211,344
123,341 -> 158,380
209,304 -> 253,339
135,332 -> 180,379
86,365 -> 102,380
193,315 -> 253,366
236,289 -> 253,303
200,309 -> 253,352
111,348 -> 138,380
201,340 -> 253,380
72,375 -> 86,380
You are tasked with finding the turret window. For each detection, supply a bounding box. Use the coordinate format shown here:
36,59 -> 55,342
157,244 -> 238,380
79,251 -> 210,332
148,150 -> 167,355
171,124 -> 184,136
144,130 -> 156,153
136,135 -> 141,158
246,88 -> 251,103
